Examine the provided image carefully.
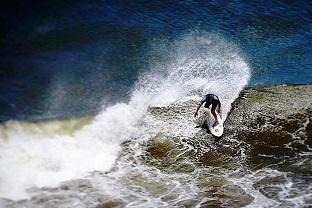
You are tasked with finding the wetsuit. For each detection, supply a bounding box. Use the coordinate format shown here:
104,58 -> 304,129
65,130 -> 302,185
200,94 -> 221,113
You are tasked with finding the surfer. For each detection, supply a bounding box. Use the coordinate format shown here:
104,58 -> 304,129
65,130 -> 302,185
194,94 -> 221,127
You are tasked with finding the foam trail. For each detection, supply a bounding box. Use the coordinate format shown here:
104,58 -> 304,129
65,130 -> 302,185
0,32 -> 250,200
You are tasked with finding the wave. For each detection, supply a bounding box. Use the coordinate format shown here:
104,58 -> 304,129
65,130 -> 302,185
135,31 -> 250,117
0,31 -> 250,200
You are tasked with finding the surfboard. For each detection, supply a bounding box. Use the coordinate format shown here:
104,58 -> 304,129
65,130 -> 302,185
207,111 -> 224,137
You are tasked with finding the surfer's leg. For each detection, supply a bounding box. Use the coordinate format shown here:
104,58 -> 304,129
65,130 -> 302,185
211,104 -> 219,127
212,112 -> 219,127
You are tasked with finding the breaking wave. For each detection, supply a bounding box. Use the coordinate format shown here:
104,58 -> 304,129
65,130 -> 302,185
0,32 -> 250,200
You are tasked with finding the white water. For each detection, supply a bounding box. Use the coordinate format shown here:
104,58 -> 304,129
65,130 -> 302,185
138,32 -> 250,118
0,32 -> 251,200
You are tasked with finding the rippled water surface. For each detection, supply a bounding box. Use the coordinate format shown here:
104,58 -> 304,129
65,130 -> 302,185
0,1 -> 311,207
1,0 -> 311,120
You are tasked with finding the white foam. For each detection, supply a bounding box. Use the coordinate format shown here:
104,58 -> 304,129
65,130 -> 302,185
0,31 -> 251,200
136,32 -> 250,118
0,98 -> 147,200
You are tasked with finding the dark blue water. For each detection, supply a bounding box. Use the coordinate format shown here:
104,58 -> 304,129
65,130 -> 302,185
1,0 -> 311,121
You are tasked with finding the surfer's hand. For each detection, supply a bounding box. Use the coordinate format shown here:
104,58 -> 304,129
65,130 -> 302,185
194,112 -> 198,117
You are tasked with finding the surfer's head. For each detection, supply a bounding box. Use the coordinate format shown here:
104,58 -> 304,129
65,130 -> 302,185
207,95 -> 213,102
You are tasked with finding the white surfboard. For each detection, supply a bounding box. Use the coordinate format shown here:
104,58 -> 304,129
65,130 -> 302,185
207,111 -> 224,137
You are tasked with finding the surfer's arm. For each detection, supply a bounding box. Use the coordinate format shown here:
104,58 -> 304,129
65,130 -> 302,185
194,103 -> 202,117
195,97 -> 206,117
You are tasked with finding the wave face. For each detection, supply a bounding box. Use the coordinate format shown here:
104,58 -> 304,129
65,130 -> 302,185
0,32 -> 250,200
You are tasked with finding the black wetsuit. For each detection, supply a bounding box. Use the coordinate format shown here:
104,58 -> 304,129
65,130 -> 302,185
200,94 -> 221,113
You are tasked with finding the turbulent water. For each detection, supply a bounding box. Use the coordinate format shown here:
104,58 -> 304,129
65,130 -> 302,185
0,1 -> 311,208
0,33 -> 250,200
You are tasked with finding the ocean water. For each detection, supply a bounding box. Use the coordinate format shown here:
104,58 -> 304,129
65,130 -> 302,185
1,0 -> 311,121
0,1 -> 311,207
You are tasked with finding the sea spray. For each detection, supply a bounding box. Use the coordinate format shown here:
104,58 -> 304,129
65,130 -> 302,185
0,32 -> 251,201
136,32 -> 251,118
